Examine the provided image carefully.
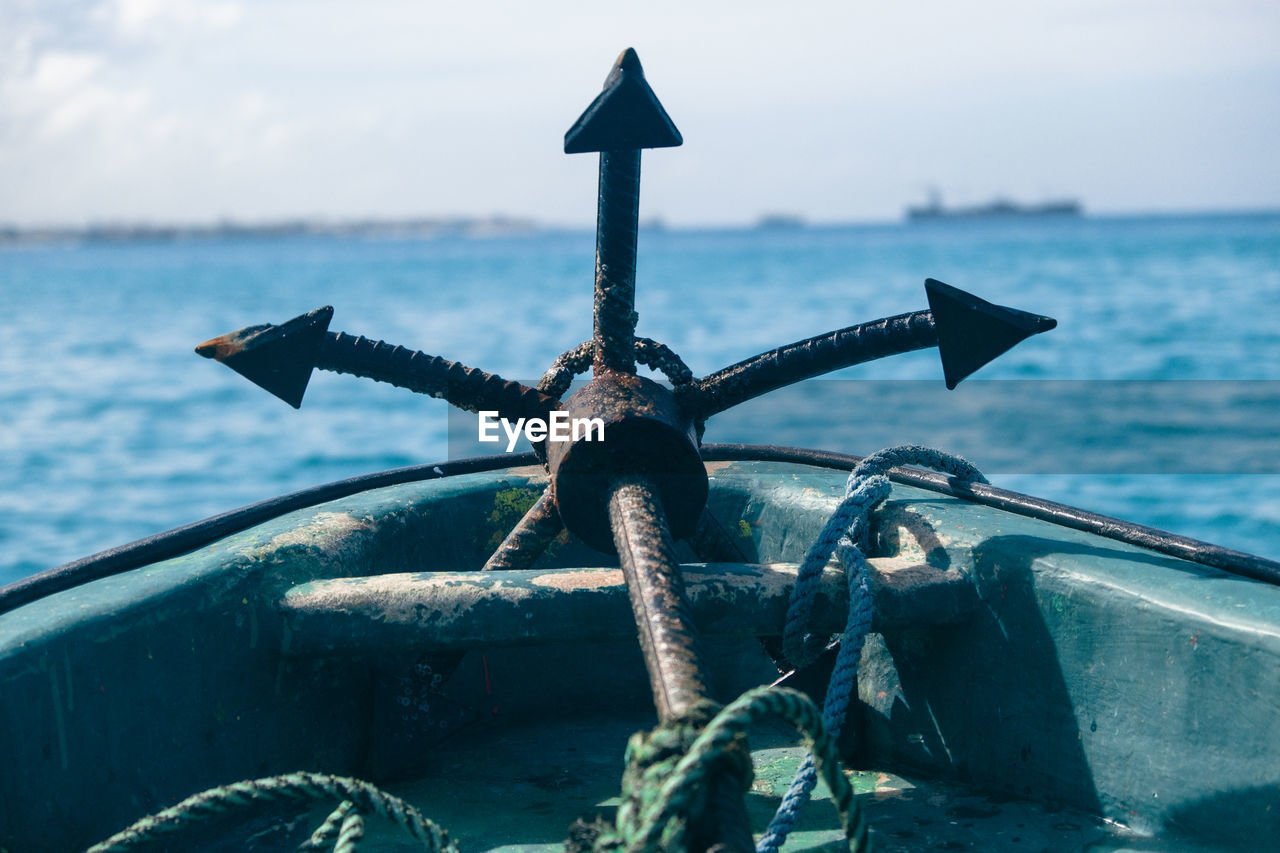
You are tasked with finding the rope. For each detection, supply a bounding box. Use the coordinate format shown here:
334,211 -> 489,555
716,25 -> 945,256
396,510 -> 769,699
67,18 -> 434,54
758,445 -> 986,853
298,800 -> 358,850
604,702 -> 725,853
87,772 -> 459,853
598,687 -> 867,853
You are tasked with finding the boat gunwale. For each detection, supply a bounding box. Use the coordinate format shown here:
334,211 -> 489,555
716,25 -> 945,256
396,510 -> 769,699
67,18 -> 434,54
3,443 -> 1277,616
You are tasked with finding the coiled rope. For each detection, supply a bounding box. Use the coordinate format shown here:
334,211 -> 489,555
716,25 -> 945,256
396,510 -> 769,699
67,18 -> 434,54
87,772 -> 458,853
757,445 -> 986,853
590,686 -> 868,853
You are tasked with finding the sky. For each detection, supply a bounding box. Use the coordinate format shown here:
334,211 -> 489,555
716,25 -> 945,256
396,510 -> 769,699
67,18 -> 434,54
2,0 -> 1278,227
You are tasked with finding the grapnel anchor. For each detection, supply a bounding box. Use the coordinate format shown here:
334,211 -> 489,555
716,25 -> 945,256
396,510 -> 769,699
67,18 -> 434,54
197,47 -> 1055,852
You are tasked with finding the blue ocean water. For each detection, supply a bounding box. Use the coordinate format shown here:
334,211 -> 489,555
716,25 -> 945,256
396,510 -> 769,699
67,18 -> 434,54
2,213 -> 1278,584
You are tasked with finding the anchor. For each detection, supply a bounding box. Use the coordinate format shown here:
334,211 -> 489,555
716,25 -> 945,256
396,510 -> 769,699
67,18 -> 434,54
197,48 -> 1055,852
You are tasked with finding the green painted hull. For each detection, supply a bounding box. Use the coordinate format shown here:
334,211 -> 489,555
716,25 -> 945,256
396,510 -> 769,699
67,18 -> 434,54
1,453 -> 1277,851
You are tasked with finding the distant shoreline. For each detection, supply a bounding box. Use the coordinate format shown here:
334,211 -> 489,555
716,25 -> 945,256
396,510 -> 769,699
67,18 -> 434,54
2,209 -> 1278,247
0,216 -> 542,247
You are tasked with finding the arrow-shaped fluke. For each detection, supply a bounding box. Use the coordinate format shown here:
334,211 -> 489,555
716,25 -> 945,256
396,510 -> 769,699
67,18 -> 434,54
686,280 -> 1056,418
925,279 -> 1057,389
195,306 -> 333,408
564,48 -> 683,153
197,307 -> 561,421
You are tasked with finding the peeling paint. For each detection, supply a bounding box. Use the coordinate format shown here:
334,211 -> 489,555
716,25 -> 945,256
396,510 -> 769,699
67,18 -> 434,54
244,511 -> 374,558
530,569 -> 622,591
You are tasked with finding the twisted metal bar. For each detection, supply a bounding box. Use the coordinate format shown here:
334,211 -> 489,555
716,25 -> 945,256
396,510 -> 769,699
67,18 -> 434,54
608,476 -> 754,852
539,341 -> 597,398
482,488 -> 565,571
688,508 -> 751,563
593,150 -> 642,375
540,337 -> 693,402
634,336 -> 694,385
688,309 -> 938,419
317,332 -> 558,421
608,476 -> 711,720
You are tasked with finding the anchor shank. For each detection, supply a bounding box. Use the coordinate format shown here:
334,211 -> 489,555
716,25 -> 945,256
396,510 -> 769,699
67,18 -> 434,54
317,331 -> 559,421
608,475 -> 755,852
607,475 -> 711,720
592,149 -> 642,375
690,309 -> 937,418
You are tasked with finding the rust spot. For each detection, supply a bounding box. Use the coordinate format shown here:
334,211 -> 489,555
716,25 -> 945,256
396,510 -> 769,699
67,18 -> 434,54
195,325 -> 270,361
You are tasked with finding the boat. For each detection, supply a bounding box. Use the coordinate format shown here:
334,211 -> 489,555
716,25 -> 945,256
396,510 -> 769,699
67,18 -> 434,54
906,190 -> 1082,222
754,214 -> 806,230
4,445 -> 1278,852
3,49 -> 1278,853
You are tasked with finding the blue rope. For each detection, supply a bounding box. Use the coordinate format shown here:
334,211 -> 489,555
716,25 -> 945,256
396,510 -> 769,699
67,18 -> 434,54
758,445 -> 986,853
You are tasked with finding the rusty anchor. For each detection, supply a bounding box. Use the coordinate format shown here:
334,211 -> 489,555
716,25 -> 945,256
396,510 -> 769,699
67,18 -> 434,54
197,47 -> 1056,852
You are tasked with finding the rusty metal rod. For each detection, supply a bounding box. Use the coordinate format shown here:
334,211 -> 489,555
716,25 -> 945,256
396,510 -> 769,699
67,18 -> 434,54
276,562 -> 864,656
607,475 -> 711,720
688,309 -> 937,419
607,475 -> 754,852
318,332 -> 559,421
592,149 -> 641,375
688,507 -> 752,563
481,488 -> 564,571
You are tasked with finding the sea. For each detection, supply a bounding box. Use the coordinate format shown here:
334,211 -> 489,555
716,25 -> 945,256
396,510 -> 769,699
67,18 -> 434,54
2,212 -> 1278,585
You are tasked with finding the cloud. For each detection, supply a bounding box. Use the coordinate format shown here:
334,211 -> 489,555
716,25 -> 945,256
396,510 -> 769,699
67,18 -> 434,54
107,0 -> 243,41
1,0 -> 1277,225
0,0 -> 255,221
2,0 -> 244,144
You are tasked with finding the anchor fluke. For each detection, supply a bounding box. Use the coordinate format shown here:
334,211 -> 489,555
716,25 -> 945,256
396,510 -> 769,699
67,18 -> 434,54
195,306 -> 333,408
197,306 -> 558,419
925,279 -> 1057,389
564,48 -> 683,153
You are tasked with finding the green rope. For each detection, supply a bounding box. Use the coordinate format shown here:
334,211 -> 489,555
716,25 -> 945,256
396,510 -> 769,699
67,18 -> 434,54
599,687 -> 869,853
86,772 -> 458,853
299,800 -> 357,850
334,808 -> 366,853
598,700 -> 738,852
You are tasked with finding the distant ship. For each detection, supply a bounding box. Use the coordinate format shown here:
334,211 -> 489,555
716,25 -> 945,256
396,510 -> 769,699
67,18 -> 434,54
754,213 -> 806,229
907,190 -> 1082,222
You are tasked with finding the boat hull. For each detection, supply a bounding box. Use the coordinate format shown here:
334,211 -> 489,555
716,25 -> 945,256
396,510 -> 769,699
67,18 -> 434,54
1,449 -> 1277,850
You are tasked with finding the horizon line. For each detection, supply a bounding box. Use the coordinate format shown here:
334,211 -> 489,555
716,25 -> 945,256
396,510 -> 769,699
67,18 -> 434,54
3,205 -> 1279,247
